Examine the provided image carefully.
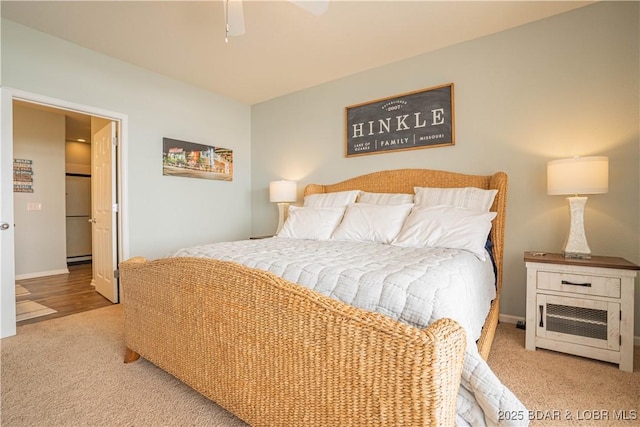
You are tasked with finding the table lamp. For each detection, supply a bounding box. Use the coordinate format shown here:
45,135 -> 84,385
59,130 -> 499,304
547,156 -> 608,259
269,180 -> 297,234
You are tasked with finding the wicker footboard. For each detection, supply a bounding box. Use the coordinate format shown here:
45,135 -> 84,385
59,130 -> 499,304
120,256 -> 467,427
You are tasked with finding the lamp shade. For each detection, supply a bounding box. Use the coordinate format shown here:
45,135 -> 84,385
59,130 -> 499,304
269,180 -> 297,203
547,156 -> 608,196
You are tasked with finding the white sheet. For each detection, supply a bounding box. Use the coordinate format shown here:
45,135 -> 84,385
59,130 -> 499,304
173,237 -> 528,426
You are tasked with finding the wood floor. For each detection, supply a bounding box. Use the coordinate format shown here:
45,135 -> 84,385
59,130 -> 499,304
15,263 -> 114,325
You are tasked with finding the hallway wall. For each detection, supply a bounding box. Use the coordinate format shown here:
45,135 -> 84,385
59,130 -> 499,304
13,104 -> 67,278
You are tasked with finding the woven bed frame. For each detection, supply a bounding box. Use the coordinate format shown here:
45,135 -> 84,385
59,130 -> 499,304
120,168 -> 507,427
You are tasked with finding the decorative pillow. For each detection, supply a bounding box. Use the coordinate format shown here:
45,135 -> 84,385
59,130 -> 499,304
277,206 -> 346,240
413,187 -> 498,212
303,190 -> 360,208
392,205 -> 497,260
357,192 -> 414,205
331,203 -> 413,244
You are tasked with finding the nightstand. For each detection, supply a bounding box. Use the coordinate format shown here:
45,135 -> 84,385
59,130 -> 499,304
524,251 -> 639,372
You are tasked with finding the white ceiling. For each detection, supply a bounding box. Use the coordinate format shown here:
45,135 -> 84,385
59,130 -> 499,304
2,0 -> 593,106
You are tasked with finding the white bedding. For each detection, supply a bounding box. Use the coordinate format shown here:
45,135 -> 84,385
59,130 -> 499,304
173,237 -> 528,426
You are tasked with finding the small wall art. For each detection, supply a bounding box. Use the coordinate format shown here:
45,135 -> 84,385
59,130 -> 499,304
162,138 -> 233,181
13,158 -> 34,193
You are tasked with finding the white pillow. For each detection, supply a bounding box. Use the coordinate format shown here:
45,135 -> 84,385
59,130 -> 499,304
277,206 -> 345,240
331,203 -> 413,244
392,205 -> 497,260
413,187 -> 498,212
357,192 -> 414,205
303,190 -> 360,208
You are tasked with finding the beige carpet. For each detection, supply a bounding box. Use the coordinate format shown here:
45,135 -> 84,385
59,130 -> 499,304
487,324 -> 640,426
1,305 -> 638,426
15,300 -> 57,322
2,305 -> 248,427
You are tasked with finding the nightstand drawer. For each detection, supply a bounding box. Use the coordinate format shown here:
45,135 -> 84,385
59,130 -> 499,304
537,271 -> 620,298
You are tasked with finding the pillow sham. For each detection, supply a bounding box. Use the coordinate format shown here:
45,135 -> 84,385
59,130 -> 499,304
357,191 -> 414,205
392,205 -> 497,260
303,190 -> 360,208
413,186 -> 498,212
277,206 -> 345,240
331,203 -> 413,244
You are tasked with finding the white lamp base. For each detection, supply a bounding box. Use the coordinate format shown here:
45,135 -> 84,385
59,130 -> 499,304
563,196 -> 591,259
276,202 -> 290,234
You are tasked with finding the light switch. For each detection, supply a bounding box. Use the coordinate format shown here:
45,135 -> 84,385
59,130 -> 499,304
27,202 -> 42,211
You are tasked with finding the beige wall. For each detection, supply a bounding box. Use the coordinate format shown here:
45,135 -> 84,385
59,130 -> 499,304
65,140 -> 91,175
251,2 -> 640,329
13,104 -> 67,277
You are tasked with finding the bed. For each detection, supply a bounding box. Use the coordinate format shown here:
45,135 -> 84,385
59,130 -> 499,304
120,168 -> 527,426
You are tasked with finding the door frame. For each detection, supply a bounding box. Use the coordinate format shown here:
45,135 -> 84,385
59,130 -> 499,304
1,87 -> 129,338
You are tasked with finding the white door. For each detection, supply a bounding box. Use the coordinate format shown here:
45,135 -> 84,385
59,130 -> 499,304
1,88 -> 17,338
91,122 -> 118,303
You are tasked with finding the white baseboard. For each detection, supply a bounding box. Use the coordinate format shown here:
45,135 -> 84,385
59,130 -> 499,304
15,268 -> 69,280
499,314 -> 640,347
498,314 -> 521,325
67,256 -> 92,263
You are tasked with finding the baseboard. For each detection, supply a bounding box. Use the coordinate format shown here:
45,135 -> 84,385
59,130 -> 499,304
499,314 -> 640,347
498,314 -> 521,325
15,268 -> 69,280
67,255 -> 92,263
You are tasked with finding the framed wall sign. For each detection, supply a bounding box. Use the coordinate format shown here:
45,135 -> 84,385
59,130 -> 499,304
345,83 -> 455,157
13,158 -> 34,193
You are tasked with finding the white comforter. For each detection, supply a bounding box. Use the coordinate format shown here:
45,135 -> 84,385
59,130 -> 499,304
173,238 -> 528,426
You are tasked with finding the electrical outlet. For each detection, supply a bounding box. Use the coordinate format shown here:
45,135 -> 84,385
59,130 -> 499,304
27,202 -> 42,211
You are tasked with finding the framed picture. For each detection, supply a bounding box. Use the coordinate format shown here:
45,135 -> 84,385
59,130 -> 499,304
162,138 -> 233,181
345,83 -> 454,157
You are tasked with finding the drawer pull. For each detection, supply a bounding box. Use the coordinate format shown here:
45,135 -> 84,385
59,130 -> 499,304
539,305 -> 544,327
561,280 -> 592,288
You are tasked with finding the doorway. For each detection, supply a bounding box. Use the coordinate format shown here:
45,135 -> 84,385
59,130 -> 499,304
13,102 -> 116,323
1,88 -> 129,337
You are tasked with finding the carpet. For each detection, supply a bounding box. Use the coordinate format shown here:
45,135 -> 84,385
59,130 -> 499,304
15,300 -> 57,322
1,305 -> 248,427
15,284 -> 30,297
2,305 -> 638,426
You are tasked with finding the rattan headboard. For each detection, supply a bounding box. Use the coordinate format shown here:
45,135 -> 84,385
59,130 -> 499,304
304,168 -> 508,296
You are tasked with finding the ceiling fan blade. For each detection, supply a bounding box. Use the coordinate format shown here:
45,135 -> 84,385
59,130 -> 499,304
289,0 -> 329,16
225,0 -> 245,37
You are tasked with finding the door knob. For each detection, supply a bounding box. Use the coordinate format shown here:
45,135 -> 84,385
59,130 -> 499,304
0,223 -> 9,230
88,218 -> 97,224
